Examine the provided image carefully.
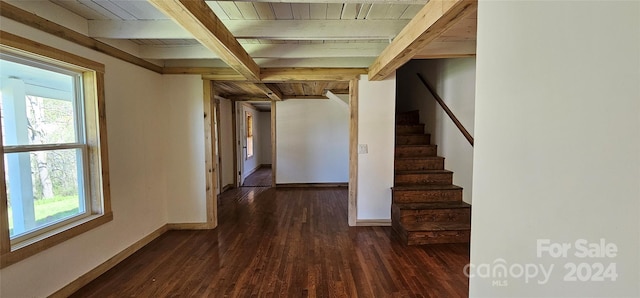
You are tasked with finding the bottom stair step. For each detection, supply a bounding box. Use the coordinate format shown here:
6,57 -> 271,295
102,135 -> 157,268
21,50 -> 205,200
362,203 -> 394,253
392,202 -> 471,224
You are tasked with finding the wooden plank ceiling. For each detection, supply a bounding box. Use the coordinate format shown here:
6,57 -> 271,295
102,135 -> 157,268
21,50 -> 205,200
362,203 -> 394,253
11,0 -> 477,100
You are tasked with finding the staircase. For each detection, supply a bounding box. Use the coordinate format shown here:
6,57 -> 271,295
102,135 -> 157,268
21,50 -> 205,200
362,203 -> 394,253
392,110 -> 471,245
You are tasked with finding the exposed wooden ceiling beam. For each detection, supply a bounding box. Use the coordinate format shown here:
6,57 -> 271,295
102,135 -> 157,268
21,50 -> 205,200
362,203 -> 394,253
413,40 -> 476,59
283,96 -> 329,100
229,97 -> 271,102
261,68 -> 367,82
139,43 -> 387,60
368,0 -> 478,81
0,1 -> 162,73
255,83 -> 283,101
164,57 -> 374,69
148,0 -> 260,81
199,68 -> 366,82
163,67 -> 245,78
207,0 -> 427,3
327,88 -> 350,94
88,20 -> 407,40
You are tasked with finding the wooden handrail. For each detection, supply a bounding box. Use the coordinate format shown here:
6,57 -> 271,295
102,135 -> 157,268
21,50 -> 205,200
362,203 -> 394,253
417,73 -> 474,146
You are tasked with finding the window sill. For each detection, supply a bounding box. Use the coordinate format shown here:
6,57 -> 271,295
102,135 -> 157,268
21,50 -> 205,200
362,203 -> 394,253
0,212 -> 113,268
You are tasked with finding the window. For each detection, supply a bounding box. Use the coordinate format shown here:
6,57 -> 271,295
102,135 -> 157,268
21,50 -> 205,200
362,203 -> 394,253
246,112 -> 254,159
0,32 -> 111,268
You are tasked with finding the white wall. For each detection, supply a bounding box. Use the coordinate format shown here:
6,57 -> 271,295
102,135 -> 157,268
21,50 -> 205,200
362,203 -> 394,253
276,98 -> 349,184
357,74 -> 396,220
218,98 -> 234,188
0,17 -> 170,297
259,111 -> 272,165
0,16 -> 208,297
471,1 -> 640,297
396,58 -> 475,203
164,75 -> 206,223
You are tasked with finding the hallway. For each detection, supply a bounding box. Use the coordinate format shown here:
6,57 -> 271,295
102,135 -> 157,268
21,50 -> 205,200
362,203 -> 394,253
242,167 -> 272,187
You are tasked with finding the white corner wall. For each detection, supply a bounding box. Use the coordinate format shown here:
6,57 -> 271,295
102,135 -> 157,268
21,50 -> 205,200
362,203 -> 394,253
0,17 -> 171,297
276,98 -> 349,183
357,74 -> 396,220
164,75 -> 207,223
471,1 -> 640,297
397,58 -> 476,203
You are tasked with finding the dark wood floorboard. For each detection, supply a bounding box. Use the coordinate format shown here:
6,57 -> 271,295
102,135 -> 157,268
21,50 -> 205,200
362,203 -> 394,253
70,187 -> 469,297
242,167 -> 272,187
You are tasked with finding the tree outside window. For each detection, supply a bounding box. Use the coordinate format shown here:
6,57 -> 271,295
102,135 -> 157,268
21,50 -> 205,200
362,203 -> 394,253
1,33 -> 111,268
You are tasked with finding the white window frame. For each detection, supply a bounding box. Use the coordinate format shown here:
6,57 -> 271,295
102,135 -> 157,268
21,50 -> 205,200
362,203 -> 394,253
0,31 -> 112,269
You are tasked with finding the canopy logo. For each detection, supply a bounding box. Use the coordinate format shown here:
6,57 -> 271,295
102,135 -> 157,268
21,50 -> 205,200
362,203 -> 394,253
464,259 -> 554,286
466,238 -> 618,287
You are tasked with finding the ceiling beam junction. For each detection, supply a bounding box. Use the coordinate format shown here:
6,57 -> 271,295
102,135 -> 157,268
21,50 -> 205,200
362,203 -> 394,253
368,0 -> 478,80
148,0 -> 260,81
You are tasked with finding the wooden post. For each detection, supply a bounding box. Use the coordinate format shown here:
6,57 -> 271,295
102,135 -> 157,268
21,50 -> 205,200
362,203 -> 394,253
203,80 -> 217,229
348,78 -> 359,226
271,101 -> 277,187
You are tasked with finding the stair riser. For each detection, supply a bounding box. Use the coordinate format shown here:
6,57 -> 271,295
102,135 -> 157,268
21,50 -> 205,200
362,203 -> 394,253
396,135 -> 430,145
396,125 -> 424,135
392,189 -> 463,203
395,159 -> 444,171
407,230 -> 470,245
393,112 -> 471,246
395,173 -> 453,185
395,146 -> 437,158
396,111 -> 420,125
392,219 -> 471,245
396,208 -> 471,225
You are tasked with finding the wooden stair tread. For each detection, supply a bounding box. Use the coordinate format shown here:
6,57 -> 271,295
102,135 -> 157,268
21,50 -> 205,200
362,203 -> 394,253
395,170 -> 453,174
396,133 -> 429,136
402,221 -> 471,232
394,201 -> 470,210
395,156 -> 444,160
394,110 -> 470,245
396,144 -> 436,146
393,184 -> 462,191
396,124 -> 424,127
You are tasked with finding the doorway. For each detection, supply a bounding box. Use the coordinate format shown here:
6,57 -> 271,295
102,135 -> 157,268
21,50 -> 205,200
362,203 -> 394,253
235,101 -> 273,187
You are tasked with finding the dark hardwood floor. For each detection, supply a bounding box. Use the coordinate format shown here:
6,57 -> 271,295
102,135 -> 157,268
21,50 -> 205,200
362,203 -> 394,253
71,187 -> 470,297
242,167 -> 272,187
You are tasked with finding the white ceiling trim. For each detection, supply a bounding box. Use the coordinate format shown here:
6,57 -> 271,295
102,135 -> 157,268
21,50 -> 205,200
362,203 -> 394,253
162,57 -> 374,68
88,19 -> 408,40
139,43 -> 387,59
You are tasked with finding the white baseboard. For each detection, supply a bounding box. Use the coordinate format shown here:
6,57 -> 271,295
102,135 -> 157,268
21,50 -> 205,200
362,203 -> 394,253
167,222 -> 216,230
